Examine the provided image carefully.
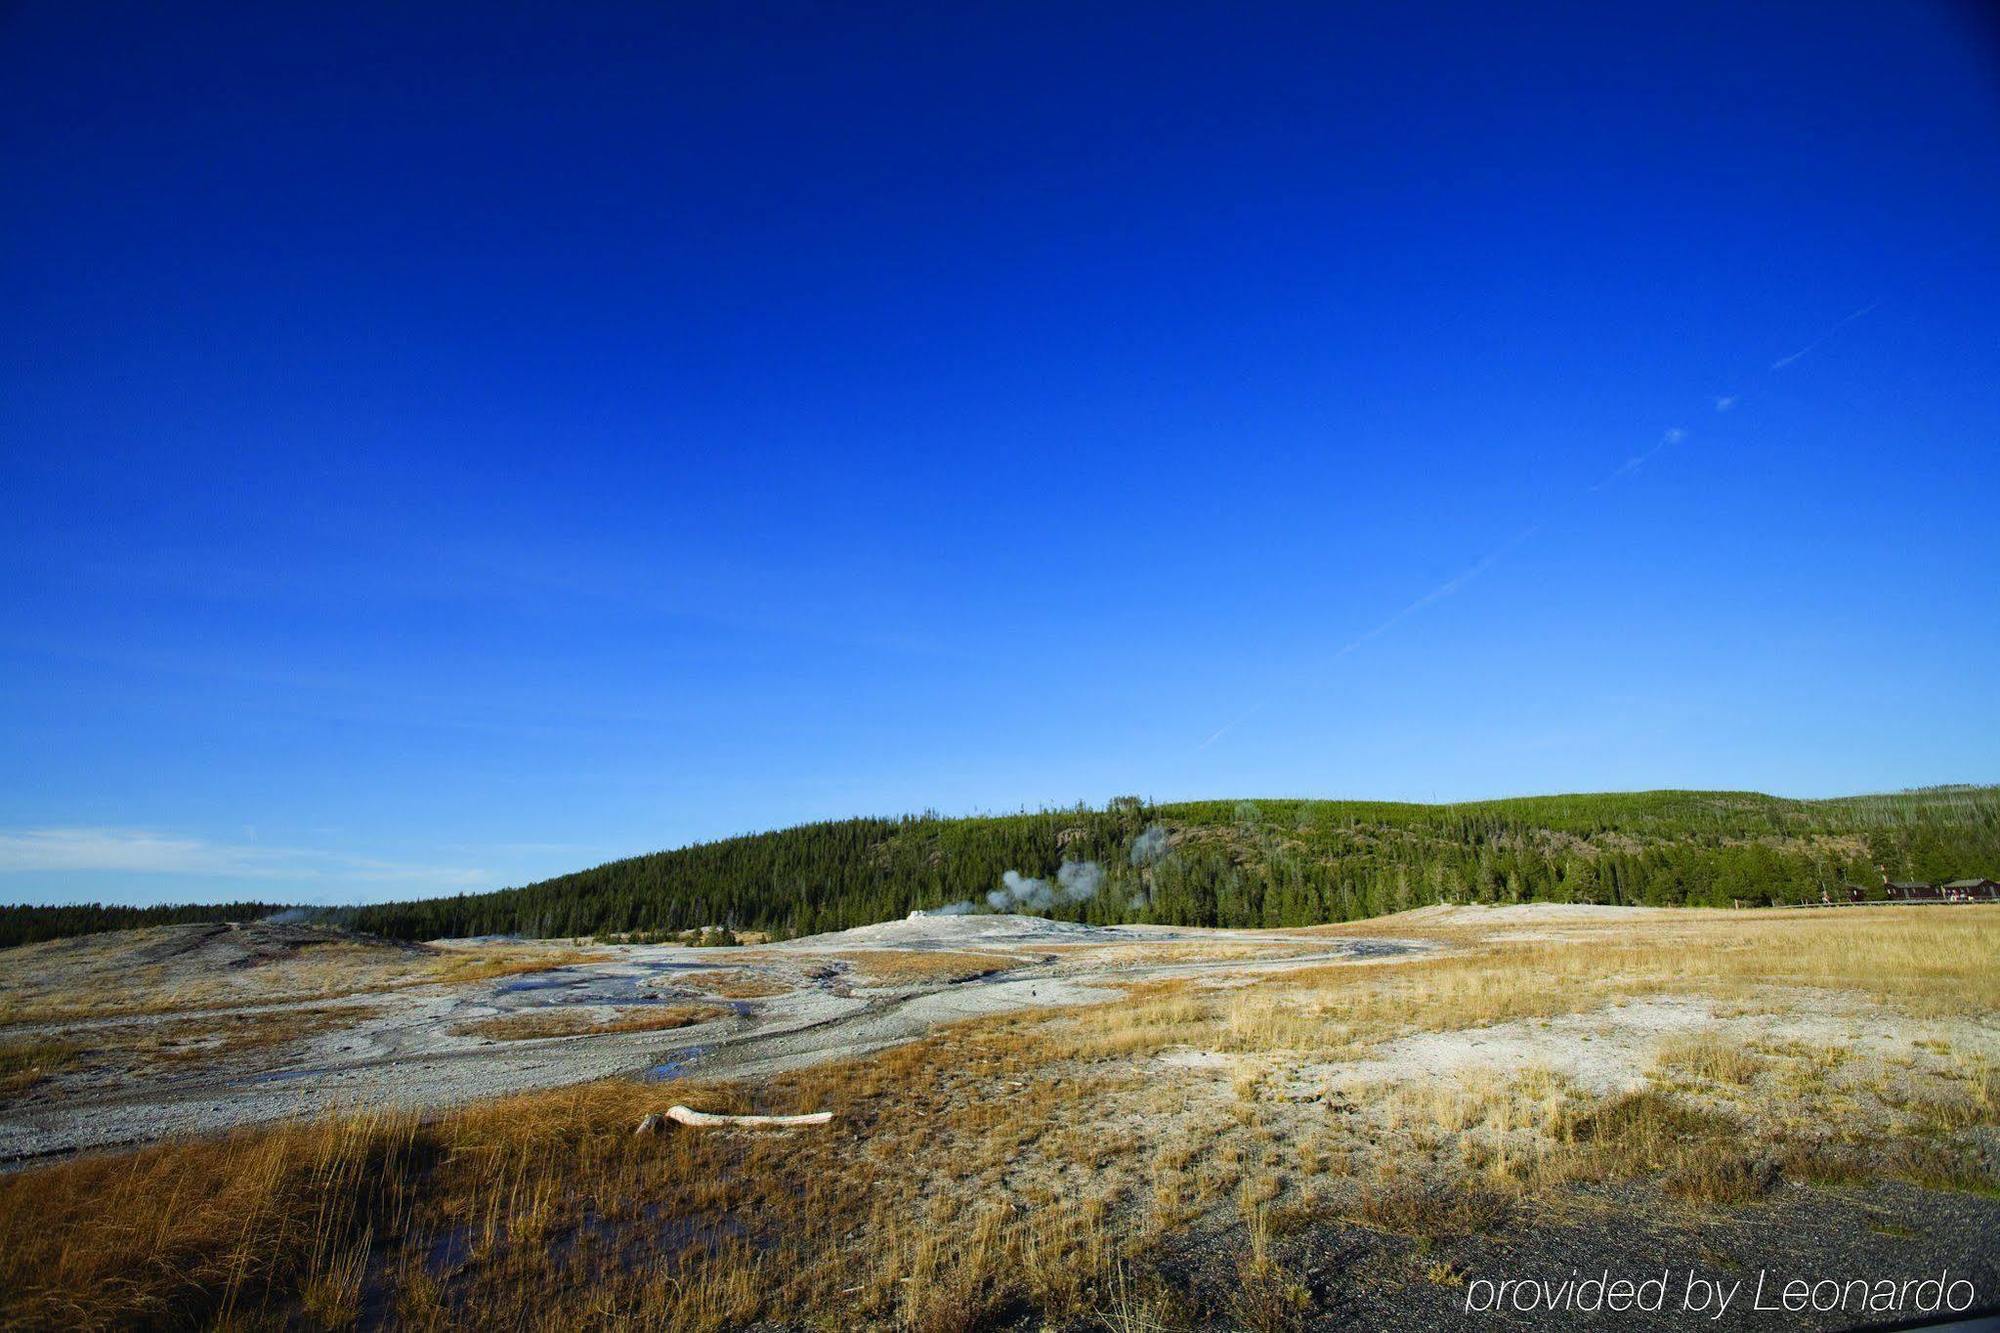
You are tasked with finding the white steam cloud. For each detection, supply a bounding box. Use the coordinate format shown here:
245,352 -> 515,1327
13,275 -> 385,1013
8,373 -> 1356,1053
985,860 -> 1104,914
1129,824 -> 1170,867
1057,859 -> 1103,901
918,829 -> 1176,920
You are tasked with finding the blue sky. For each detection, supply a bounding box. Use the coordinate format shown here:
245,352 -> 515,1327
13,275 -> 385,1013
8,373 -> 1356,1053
3,2 -> 1997,907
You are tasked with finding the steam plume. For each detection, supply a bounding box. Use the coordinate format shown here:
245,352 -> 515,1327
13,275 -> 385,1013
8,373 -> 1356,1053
986,860 -> 1103,913
1130,824 -> 1170,867
1057,859 -> 1103,901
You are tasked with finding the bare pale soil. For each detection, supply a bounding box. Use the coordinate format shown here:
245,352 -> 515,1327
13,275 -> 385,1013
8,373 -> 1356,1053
0,915 -> 1411,1163
0,905 -> 1995,1330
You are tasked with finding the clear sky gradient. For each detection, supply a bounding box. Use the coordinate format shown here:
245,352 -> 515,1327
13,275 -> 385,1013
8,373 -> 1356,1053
4,3 -> 1997,906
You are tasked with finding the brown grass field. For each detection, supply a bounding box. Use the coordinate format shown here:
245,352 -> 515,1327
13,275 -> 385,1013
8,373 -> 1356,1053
832,949 -> 1022,987
0,937 -> 602,1029
0,906 -> 1994,1330
452,1005 -> 727,1042
677,969 -> 795,1000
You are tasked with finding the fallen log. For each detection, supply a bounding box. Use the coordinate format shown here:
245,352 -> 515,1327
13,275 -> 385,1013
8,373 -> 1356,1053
665,1104 -> 833,1129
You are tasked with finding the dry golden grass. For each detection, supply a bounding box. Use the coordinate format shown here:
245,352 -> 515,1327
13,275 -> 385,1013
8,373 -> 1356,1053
0,937 -> 603,1029
683,969 -> 794,999
0,949 -> 401,1028
452,1004 -> 726,1041
1653,1032 -> 1763,1087
1023,908 -> 2000,1245
1353,1175 -> 1512,1238
833,949 -> 1018,987
0,1021 -> 1140,1331
1039,907 -> 2000,1068
1314,904 -> 1999,1014
1064,940 -> 1329,969
1230,1206 -> 1314,1332
0,1109 -> 425,1329
1,906 -> 1993,1330
3,1008 -> 380,1099
0,1037 -> 78,1099
421,946 -> 605,985
132,1006 -> 386,1067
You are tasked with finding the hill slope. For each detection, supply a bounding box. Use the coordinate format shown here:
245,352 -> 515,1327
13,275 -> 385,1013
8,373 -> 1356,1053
338,786 -> 2000,942
8,787 -> 1994,949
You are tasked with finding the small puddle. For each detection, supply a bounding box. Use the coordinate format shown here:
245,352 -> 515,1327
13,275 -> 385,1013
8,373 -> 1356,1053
641,1046 -> 707,1081
1345,940 -> 1420,959
496,969 -> 675,1006
495,975 -> 587,994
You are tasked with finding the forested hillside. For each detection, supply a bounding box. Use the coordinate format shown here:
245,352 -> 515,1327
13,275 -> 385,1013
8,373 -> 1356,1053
8,787 -> 1995,948
0,900 -> 291,950
338,786 -> 2000,941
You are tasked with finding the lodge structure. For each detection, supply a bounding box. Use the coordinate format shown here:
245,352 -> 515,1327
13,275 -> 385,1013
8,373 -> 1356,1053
1783,875 -> 2000,910
1879,877 -> 1999,903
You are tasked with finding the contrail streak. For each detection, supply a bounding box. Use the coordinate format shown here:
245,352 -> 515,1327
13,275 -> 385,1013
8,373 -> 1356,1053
1770,301 -> 1879,371
1590,427 -> 1688,492
1197,522 -> 1540,751
1195,288 -> 1892,752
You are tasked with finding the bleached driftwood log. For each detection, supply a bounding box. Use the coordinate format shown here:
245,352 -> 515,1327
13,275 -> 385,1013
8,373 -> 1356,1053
665,1104 -> 832,1128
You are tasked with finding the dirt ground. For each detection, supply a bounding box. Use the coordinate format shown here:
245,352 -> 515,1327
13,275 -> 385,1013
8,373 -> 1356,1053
2,904 -> 1996,1331
0,913 -> 1421,1166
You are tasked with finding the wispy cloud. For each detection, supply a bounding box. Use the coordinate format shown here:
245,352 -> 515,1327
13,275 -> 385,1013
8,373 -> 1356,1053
0,827 -> 488,891
1714,395 -> 1738,412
